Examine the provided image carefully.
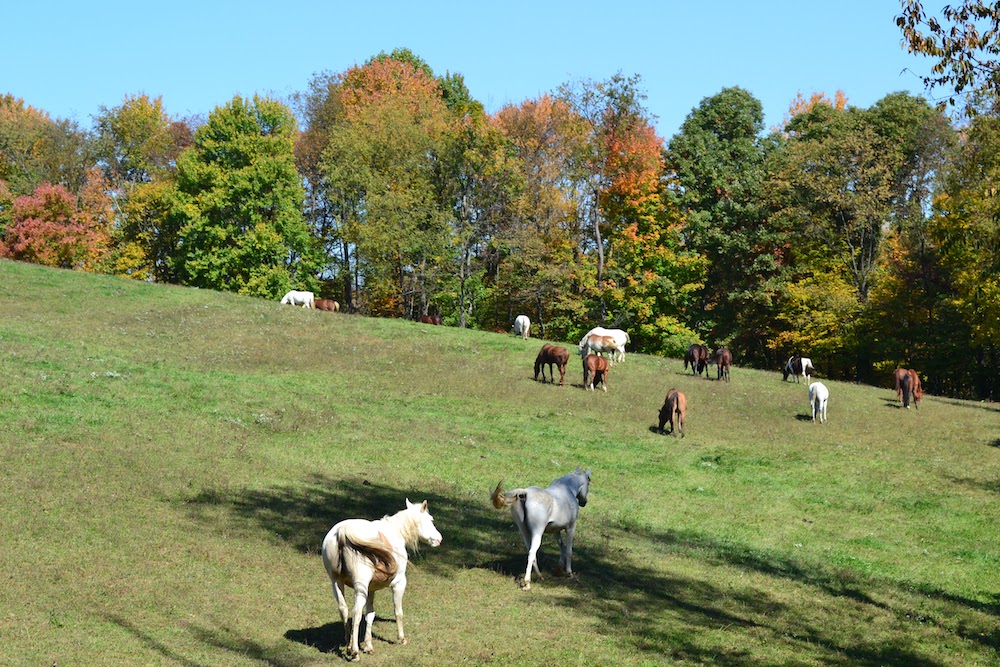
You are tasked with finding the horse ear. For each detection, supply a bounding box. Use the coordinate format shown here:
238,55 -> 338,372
421,500 -> 428,512
405,498 -> 414,509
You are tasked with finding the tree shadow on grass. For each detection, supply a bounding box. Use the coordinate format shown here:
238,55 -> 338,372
184,476 -> 998,665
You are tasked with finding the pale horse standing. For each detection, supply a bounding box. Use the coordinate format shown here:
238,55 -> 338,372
491,468 -> 591,590
808,380 -> 830,423
513,314 -> 531,339
280,290 -> 315,309
321,500 -> 442,661
579,327 -> 630,363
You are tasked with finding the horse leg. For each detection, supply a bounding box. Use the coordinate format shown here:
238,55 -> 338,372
361,591 -> 376,653
560,523 -> 576,577
523,530 -> 544,590
349,584 -> 368,660
391,577 -> 409,645
332,581 -> 350,647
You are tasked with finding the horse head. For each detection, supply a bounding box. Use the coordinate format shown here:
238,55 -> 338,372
405,499 -> 442,547
574,468 -> 592,507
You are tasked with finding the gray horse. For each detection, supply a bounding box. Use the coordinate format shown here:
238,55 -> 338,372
491,468 -> 591,590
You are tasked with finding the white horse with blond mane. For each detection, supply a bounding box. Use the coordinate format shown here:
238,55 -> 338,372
321,499 -> 442,661
280,290 -> 315,309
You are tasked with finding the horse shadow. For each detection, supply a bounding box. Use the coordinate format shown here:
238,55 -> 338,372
185,474 -> 1000,665
882,398 -> 905,409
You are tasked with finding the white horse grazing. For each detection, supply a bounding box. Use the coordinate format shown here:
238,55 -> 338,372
280,290 -> 315,309
579,327 -> 630,363
491,468 -> 591,591
808,381 -> 829,423
513,315 -> 531,339
321,499 -> 442,661
579,334 -> 622,367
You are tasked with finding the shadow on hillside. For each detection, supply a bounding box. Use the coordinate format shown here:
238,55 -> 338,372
185,476 -> 998,665
990,438 -> 1000,449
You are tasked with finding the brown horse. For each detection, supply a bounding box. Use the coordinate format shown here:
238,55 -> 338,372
714,347 -> 732,382
658,388 -> 687,437
535,344 -> 570,386
315,298 -> 339,312
417,314 -> 441,325
684,344 -> 711,377
583,354 -> 610,392
894,368 -> 924,409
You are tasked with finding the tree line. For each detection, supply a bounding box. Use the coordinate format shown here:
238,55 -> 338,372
1,44 -> 997,399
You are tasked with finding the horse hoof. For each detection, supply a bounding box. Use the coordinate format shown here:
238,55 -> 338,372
399,638 -> 409,646
520,581 -> 531,591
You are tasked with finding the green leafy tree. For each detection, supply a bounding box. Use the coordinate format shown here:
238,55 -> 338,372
668,87 -> 788,362
171,95 -> 317,297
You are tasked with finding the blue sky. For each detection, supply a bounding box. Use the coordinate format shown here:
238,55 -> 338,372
4,1 -> 934,139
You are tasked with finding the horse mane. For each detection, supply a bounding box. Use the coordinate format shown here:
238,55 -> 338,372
384,508 -> 421,552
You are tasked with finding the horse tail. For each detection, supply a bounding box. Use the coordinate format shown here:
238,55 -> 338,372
338,529 -> 398,581
492,481 -> 514,509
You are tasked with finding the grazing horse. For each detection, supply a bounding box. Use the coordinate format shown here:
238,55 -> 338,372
579,334 -> 622,365
583,353 -> 610,391
715,347 -> 732,383
684,344 -> 711,377
658,388 -> 687,437
513,315 -> 531,339
280,290 -> 314,309
417,314 -> 441,325
491,468 -> 591,591
783,355 -> 815,383
315,298 -> 340,312
321,500 -> 442,661
579,327 -> 630,363
893,368 -> 924,409
535,344 -> 570,386
808,381 -> 829,423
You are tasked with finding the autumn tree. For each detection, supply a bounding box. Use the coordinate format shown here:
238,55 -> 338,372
170,95 -> 317,297
897,0 -> 1000,111
319,56 -> 451,316
0,180 -> 108,269
0,94 -> 92,197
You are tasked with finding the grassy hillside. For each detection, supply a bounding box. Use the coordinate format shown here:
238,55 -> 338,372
1,258 -> 997,666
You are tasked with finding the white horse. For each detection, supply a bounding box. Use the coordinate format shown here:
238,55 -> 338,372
280,290 -> 315,309
783,355 -> 815,383
321,499 -> 442,661
491,468 -> 591,591
579,327 -> 630,363
579,335 -> 622,368
808,381 -> 829,423
513,315 -> 531,339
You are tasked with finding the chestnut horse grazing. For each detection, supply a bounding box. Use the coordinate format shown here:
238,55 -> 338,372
321,500 -> 442,661
893,368 -> 924,409
535,344 -> 570,386
684,344 -> 711,377
417,314 -> 441,325
491,468 -> 591,590
315,298 -> 340,312
583,353 -> 610,391
658,388 -> 687,437
715,347 -> 732,383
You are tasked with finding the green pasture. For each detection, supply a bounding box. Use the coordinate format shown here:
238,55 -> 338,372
1,259 -> 997,666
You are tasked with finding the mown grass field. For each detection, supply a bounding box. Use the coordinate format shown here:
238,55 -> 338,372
1,258 -> 998,666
